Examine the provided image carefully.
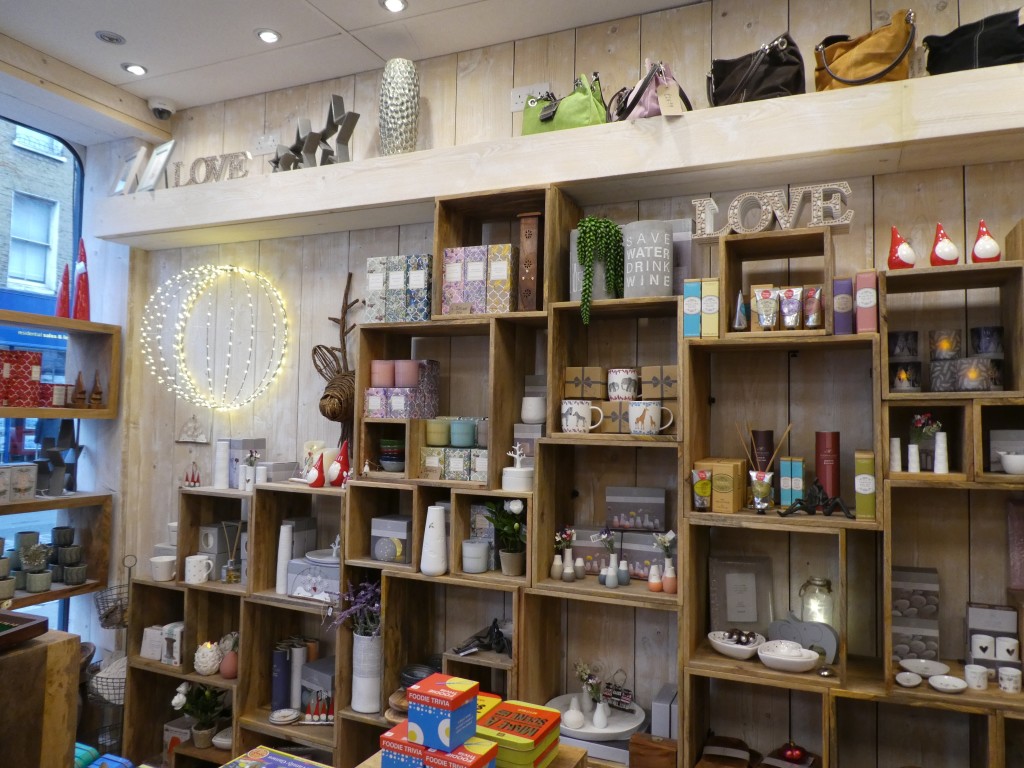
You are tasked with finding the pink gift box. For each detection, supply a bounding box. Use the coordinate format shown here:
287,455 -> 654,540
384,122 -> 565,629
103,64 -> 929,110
365,388 -> 389,418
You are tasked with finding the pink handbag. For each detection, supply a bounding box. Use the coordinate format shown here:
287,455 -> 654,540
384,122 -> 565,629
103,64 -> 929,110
608,59 -> 692,121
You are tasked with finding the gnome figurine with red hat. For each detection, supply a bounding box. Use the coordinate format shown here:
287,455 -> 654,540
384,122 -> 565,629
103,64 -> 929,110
72,238 -> 90,321
971,220 -> 1002,263
887,226 -> 916,270
55,264 -> 71,317
930,223 -> 960,267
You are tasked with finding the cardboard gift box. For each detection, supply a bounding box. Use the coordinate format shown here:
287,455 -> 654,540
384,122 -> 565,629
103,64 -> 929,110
700,278 -> 720,338
597,401 -> 629,434
605,486 -> 667,531
640,365 -> 679,400
470,449 -> 488,482
407,253 -> 433,322
693,457 -> 747,514
387,253 -> 409,323
4,350 -> 41,407
0,466 -> 10,503
892,566 -> 940,619
683,279 -> 701,337
7,462 -> 37,502
388,387 -> 440,419
366,256 -> 388,323
486,243 -> 519,314
443,247 -> 467,315
444,447 -> 472,481
406,673 -> 480,751
220,747 -> 333,768
464,245 -> 488,314
573,526 -> 616,575
371,515 -> 413,563
421,447 -> 446,480
425,738 -> 498,768
365,387 -> 388,417
696,736 -> 759,768
563,366 -> 607,399
382,720 -> 426,768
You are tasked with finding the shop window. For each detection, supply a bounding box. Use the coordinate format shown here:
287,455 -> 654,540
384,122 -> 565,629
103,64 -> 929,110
8,192 -> 58,292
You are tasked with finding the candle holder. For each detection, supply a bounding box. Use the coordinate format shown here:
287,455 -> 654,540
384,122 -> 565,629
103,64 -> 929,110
956,357 -> 996,392
970,326 -> 1004,358
888,330 -> 919,361
889,362 -> 921,392
929,329 -> 962,361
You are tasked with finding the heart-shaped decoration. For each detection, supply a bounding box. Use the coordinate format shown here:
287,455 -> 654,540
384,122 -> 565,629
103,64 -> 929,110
980,645 -> 990,654
1005,648 -> 1015,656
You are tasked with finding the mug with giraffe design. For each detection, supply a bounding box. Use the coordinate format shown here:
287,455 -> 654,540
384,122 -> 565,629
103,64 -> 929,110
628,400 -> 674,435
561,400 -> 604,433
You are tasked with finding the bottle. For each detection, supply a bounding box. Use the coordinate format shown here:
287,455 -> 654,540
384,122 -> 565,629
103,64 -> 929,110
617,559 -> 630,586
662,563 -> 677,594
605,554 -> 619,589
550,553 -> 563,581
648,563 -> 663,592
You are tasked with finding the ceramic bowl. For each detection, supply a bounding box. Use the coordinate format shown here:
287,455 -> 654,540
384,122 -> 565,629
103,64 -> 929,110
380,459 -> 405,472
708,631 -> 765,660
1000,452 -> 1024,475
757,641 -> 820,673
898,659 -> 950,678
928,674 -> 968,694
895,671 -> 922,688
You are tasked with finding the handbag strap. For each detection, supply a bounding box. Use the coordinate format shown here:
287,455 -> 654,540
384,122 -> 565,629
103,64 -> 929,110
816,9 -> 916,85
707,34 -> 789,105
617,62 -> 693,119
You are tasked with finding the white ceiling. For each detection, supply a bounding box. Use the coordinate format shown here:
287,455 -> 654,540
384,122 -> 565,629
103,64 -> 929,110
0,0 -> 687,144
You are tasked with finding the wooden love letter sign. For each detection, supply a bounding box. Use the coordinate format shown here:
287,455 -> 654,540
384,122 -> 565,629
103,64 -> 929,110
692,181 -> 854,243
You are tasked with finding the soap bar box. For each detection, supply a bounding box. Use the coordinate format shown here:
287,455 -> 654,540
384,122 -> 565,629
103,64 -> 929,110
371,515 -> 413,564
406,672 -> 480,751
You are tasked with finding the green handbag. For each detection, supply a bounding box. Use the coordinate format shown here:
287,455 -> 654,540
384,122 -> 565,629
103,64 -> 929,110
522,72 -> 608,135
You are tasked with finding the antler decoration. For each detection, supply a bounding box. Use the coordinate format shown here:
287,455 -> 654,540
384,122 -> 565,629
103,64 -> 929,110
313,272 -> 364,444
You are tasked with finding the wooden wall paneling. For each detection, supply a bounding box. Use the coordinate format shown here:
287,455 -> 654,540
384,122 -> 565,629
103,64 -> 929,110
639,194 -> 714,279
353,68 -> 383,162
441,585 -> 505,652
1007,714 -> 1024,766
564,600 -> 636,703
169,100 -> 227,189
960,0 -> 1023,21
574,15 -> 641,109
889,487 -> 970,659
873,0 -> 959,40
875,702 -> 972,767
222,93 -> 269,176
969,490 -> 1010,604
791,176 -> 874,277
845,530 -> 880,657
706,677 -> 794,756
581,201 -> 639,224
632,608 -> 678,710
349,226 -> 400,325
790,691 -> 827,762
640,4 -> 713,111
789,0 -> 871,94
707,350 -> 788,461
511,31 -> 576,138
417,54 -> 458,152
264,85 -> 312,173
447,335 -> 490,418
454,43 -> 515,145
709,0 -> 790,59
834,697 -> 879,768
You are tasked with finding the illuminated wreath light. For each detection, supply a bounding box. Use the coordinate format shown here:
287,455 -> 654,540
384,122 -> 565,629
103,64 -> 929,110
141,265 -> 288,410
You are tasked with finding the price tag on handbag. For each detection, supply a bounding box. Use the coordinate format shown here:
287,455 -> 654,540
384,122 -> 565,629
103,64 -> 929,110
656,85 -> 685,116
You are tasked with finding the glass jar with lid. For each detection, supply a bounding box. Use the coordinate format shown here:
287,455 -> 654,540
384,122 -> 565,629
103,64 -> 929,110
799,576 -> 833,625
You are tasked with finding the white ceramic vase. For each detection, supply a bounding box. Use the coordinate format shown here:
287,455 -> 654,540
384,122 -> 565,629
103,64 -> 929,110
420,504 -> 447,576
351,633 -> 382,713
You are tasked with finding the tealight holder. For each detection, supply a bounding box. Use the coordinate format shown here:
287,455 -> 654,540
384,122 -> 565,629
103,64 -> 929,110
970,326 -> 1004,358
890,362 -> 921,393
888,330 -> 919,361
929,329 -> 962,361
956,357 -> 996,392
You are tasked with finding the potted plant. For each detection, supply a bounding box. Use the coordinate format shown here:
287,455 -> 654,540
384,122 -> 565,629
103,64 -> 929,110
485,499 -> 527,576
330,579 -> 382,713
171,682 -> 227,748
576,216 -> 624,325
573,659 -> 603,715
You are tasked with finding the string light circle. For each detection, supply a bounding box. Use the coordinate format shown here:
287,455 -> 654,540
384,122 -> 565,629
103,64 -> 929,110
141,265 -> 288,410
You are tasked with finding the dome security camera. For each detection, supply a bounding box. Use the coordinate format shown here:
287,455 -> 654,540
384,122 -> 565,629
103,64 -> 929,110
148,98 -> 177,120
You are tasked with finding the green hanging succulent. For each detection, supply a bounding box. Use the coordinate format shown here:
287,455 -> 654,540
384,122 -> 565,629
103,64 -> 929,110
576,216 -> 624,325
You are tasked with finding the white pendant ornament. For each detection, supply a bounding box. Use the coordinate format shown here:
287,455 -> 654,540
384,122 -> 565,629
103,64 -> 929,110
379,58 -> 419,156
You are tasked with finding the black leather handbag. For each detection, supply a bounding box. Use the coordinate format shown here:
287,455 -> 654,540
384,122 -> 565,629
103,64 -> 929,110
923,9 -> 1024,75
707,33 -> 806,106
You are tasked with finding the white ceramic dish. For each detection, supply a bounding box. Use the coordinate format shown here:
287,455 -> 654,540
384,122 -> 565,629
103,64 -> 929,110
212,726 -> 233,749
895,671 -> 922,688
269,708 -> 302,725
708,631 -> 766,660
757,642 -> 820,673
999,452 -> 1024,475
928,674 -> 968,693
544,693 -> 646,741
898,659 -> 950,678
305,549 -> 340,565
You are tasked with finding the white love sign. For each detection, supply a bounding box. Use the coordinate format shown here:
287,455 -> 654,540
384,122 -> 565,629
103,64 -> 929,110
692,181 -> 853,243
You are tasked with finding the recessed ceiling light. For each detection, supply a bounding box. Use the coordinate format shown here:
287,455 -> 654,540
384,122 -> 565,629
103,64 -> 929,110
96,30 -> 125,45
122,63 -> 147,76
255,28 -> 282,44
381,0 -> 408,12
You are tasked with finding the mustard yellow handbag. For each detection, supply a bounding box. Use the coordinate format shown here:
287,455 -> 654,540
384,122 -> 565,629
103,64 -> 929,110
814,9 -> 916,91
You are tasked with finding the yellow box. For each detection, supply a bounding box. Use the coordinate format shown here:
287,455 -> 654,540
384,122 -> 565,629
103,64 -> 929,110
700,278 -> 720,338
694,457 -> 747,513
563,366 -> 607,399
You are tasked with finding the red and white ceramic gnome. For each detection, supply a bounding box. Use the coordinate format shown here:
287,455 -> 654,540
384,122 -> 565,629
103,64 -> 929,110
929,222 -> 960,266
971,219 -> 1001,263
887,226 -> 916,270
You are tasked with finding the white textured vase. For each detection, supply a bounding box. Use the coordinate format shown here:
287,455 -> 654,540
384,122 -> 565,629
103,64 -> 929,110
420,505 -> 447,576
933,432 -> 949,474
351,633 -> 382,713
379,58 -> 419,156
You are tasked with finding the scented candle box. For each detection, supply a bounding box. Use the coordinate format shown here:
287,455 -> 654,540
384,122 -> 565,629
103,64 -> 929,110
563,367 -> 606,399
486,243 -> 519,314
443,247 -> 467,315
463,245 -> 488,314
640,365 -> 679,400
365,388 -> 389,418
407,253 -> 434,322
387,254 -> 409,323
366,256 -> 388,323
406,673 -> 480,751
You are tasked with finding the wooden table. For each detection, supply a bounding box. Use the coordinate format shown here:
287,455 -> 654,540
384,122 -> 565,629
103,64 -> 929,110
357,744 -> 588,768
0,629 -> 79,767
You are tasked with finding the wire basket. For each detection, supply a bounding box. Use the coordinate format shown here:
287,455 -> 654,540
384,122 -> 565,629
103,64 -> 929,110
94,555 -> 136,629
83,721 -> 123,756
87,659 -> 126,706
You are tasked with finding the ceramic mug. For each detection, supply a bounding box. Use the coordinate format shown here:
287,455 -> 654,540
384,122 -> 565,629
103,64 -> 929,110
184,554 -> 214,584
1000,667 -> 1022,693
150,555 -> 177,582
998,636 -> 1021,661
627,400 -> 674,435
607,368 -> 640,401
972,633 -> 996,659
560,400 -> 604,433
964,663 -> 988,690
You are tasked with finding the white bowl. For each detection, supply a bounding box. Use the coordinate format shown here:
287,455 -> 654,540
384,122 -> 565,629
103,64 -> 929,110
708,631 -> 765,660
895,671 -> 922,688
757,642 -> 820,673
928,674 -> 968,693
898,659 -> 950,678
1000,452 -> 1024,475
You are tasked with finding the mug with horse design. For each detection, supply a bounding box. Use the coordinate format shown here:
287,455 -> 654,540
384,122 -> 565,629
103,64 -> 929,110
561,400 -> 604,433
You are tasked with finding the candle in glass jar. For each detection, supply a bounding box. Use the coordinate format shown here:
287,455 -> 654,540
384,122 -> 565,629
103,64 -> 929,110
370,359 -> 395,387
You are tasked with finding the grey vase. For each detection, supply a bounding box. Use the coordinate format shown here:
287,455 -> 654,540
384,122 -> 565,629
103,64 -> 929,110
379,58 -> 419,156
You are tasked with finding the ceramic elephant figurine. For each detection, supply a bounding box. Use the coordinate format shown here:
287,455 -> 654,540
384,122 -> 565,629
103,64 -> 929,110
768,612 -> 839,663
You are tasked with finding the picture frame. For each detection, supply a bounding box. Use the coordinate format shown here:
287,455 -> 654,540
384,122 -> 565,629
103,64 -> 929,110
110,145 -> 148,196
708,554 -> 775,636
136,139 -> 176,192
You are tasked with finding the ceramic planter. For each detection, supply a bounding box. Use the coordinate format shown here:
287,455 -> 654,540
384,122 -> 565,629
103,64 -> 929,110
499,550 -> 525,577
351,633 -> 382,713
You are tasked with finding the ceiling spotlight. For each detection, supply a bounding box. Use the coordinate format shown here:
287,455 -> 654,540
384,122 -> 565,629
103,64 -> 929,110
122,63 -> 147,76
381,0 -> 408,12
96,30 -> 126,45
256,28 -> 282,44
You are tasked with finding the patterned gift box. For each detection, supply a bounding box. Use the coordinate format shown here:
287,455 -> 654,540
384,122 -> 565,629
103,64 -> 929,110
444,447 -> 472,481
421,447 -> 446,480
364,387 -> 389,418
575,526 -> 616,575
413,359 -> 441,394
597,401 -> 629,434
387,387 -> 439,419
486,243 -> 519,314
442,247 -> 467,315
641,365 -> 679,400
37,383 -> 54,407
386,254 -> 408,323
470,448 -> 488,482
406,253 -> 433,322
563,366 -> 607,399
930,360 -> 958,392
365,256 -> 388,324
513,423 -> 545,456
5,351 -> 41,407
0,350 -> 9,406
463,245 -> 488,314
8,462 -> 37,502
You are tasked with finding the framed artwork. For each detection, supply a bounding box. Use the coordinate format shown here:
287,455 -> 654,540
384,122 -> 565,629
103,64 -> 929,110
110,146 -> 148,195
708,555 -> 775,636
136,139 -> 176,192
